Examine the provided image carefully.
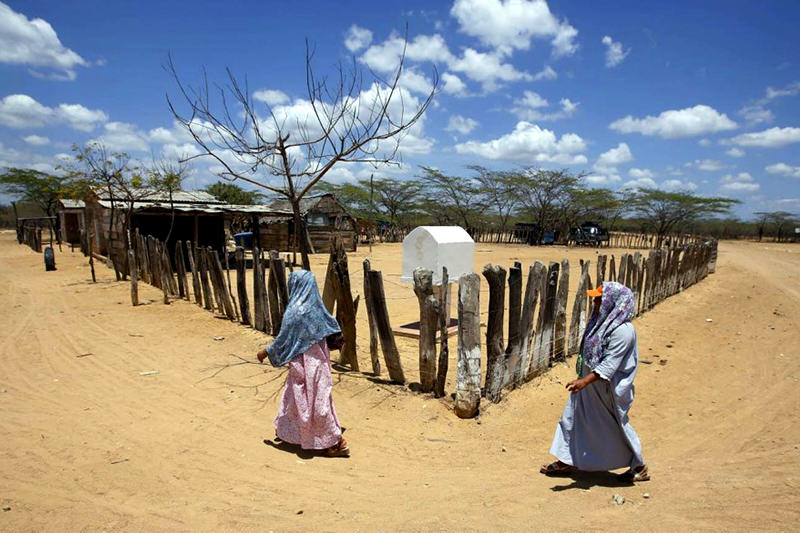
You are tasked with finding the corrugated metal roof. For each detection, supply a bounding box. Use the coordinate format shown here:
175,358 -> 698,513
96,188 -> 223,205
266,194 -> 329,214
97,199 -> 279,215
60,199 -> 85,209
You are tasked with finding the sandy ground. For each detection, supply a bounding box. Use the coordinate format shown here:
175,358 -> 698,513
1,232 -> 799,532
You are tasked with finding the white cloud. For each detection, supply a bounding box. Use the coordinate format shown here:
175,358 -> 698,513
739,105 -> 774,126
56,103 -> 108,131
726,148 -> 745,158
445,115 -> 479,135
610,104 -> 737,138
0,94 -> 53,128
397,68 -> 435,95
360,33 -> 454,74
738,81 -> 800,126
441,72 -> 468,96
344,25 -> 373,53
511,91 -> 578,121
22,134 -> 49,146
661,179 -> 697,192
449,48 -> 531,91
90,121 -> 150,152
585,173 -> 621,186
725,126 -> 800,148
622,177 -> 658,190
450,0 -> 578,57
690,158 -> 724,171
532,65 -> 557,81
0,2 -> 89,80
594,142 -> 633,173
698,138 -> 711,147
601,35 -> 630,67
720,172 -> 759,192
765,162 -> 800,179
628,168 -> 654,180
0,94 -> 107,130
454,121 -> 587,164
253,89 -> 290,106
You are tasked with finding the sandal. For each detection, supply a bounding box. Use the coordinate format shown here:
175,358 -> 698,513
617,464 -> 650,482
324,438 -> 350,458
540,460 -> 574,476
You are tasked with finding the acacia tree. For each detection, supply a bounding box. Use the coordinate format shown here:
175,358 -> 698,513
0,168 -> 67,242
470,166 -> 520,242
418,167 -> 482,233
753,211 -> 798,242
204,181 -> 264,205
515,168 -> 585,244
364,177 -> 421,226
167,42 -> 437,270
629,188 -> 739,247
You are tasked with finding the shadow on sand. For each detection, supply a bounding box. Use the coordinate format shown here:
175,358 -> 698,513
548,470 -> 634,492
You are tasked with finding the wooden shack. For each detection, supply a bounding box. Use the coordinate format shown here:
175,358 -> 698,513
69,189 -> 273,261
258,194 -> 357,253
58,199 -> 85,245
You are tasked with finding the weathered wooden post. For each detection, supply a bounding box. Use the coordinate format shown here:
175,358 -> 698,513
198,247 -> 212,311
597,254 -> 606,286
266,251 -> 281,334
269,250 -> 290,324
503,262 -> 522,387
482,264 -> 506,403
235,247 -> 251,326
532,262 -> 559,374
434,266 -> 450,399
413,268 -> 437,393
568,260 -> 590,356
553,259 -> 569,362
363,260 -> 381,375
160,243 -> 171,305
608,255 -> 616,284
128,249 -> 138,306
253,247 -> 266,330
518,262 -> 545,384
618,253 -> 628,285
186,241 -> 202,307
175,240 -> 187,299
455,273 -> 481,419
330,247 -> 358,371
223,249 -> 240,321
367,269 -> 405,383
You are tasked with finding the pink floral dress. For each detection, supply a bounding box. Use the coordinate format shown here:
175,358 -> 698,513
274,340 -> 342,450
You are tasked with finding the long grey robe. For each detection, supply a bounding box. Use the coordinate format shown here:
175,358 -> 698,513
549,321 -> 645,471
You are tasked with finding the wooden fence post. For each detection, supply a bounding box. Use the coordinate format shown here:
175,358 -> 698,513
434,266 -> 450,399
197,247 -> 212,311
482,264 -> 505,403
266,251 -> 281,335
253,247 -> 266,331
553,259 -> 569,362
235,247 -> 251,326
329,247 -> 358,371
568,260 -> 590,356
367,269 -> 405,383
211,249 -> 236,320
363,260 -> 381,375
532,262 -> 559,374
597,254 -> 606,286
609,255 -> 616,283
186,242 -> 202,307
175,240 -> 187,299
618,253 -> 628,285
413,268 -> 437,392
455,273 -> 481,419
503,262 -> 522,387
128,249 -> 138,306
518,262 -> 545,384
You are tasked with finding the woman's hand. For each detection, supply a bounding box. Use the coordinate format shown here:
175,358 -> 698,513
566,378 -> 588,393
256,348 -> 267,364
566,372 -> 600,393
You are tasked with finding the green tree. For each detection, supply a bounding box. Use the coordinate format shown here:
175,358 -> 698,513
629,188 -> 739,247
470,166 -> 520,242
418,167 -> 481,232
204,181 -> 265,205
753,211 -> 799,242
0,168 -> 67,242
515,168 -> 585,244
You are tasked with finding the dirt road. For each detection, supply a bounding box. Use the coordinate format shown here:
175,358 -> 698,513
1,233 -> 798,531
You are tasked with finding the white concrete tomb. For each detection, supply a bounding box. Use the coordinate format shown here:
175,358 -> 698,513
401,226 -> 474,285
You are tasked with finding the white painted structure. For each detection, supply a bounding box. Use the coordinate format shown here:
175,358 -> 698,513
401,226 -> 475,285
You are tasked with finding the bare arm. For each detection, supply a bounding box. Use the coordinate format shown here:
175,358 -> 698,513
566,371 -> 602,393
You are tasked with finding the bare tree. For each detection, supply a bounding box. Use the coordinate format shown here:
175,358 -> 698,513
166,40 -> 437,269
148,156 -> 189,243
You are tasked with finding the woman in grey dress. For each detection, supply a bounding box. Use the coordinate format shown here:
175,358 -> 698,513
541,281 -> 649,482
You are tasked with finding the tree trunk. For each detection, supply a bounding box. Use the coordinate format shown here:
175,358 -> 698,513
291,200 -> 311,270
454,273 -> 481,419
482,264 -> 505,402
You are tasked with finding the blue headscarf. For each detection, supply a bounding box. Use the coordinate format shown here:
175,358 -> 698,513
265,270 -> 341,367
580,281 -> 635,373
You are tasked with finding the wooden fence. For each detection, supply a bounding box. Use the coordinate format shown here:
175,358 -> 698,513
22,228 -> 717,419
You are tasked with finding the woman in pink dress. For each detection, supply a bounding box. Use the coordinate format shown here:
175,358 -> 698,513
257,270 -> 349,457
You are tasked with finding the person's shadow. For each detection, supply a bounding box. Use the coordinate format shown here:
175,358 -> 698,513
548,470 -> 634,491
262,427 -> 348,460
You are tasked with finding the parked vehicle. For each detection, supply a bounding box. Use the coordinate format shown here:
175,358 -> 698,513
570,222 -> 609,246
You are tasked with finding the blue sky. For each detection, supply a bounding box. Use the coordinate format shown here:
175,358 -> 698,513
1,0 -> 799,218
